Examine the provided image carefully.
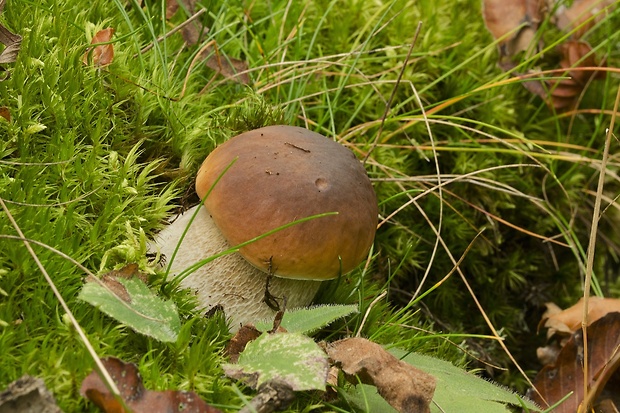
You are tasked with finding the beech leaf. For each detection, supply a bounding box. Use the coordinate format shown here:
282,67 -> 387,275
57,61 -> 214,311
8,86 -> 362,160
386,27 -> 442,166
530,311 -> 620,412
482,0 -> 543,60
83,28 -> 115,67
329,338 -> 436,413
0,0 -> 22,69
345,347 -> 541,413
81,357 -> 222,413
78,268 -> 180,342
199,45 -> 249,84
0,375 -> 61,413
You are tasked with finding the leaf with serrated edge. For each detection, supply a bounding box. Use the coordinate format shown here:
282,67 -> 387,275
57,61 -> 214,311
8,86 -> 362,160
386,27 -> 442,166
346,348 -> 541,413
255,304 -> 358,334
223,332 -> 328,391
78,277 -> 180,342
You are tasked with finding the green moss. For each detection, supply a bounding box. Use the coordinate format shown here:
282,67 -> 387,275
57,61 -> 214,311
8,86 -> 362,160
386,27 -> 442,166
1,0 -> 619,409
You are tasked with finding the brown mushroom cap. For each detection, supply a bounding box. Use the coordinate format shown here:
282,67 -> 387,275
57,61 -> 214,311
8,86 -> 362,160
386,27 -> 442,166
195,125 -> 378,280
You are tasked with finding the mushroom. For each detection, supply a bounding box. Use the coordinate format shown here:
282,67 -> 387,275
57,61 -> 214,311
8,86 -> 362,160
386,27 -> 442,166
152,125 -> 378,330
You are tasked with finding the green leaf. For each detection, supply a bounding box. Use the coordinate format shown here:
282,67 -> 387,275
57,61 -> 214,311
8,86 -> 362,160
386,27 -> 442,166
346,349 -> 541,413
255,304 -> 358,334
78,277 -> 180,343
223,332 -> 328,391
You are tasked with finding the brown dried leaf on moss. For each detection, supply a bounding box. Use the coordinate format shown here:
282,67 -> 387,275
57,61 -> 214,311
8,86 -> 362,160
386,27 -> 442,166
166,0 -> 199,19
225,324 -> 262,363
529,312 -> 620,412
482,0 -> 544,61
327,337 -> 436,413
540,296 -> 620,338
0,106 -> 9,122
554,0 -> 617,39
81,357 -> 223,413
82,28 -> 115,67
0,375 -> 62,413
521,40 -> 604,110
198,44 -> 250,85
0,0 -> 22,76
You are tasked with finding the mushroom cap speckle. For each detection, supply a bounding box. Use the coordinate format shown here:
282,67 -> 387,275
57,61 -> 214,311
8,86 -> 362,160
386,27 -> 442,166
196,125 -> 378,280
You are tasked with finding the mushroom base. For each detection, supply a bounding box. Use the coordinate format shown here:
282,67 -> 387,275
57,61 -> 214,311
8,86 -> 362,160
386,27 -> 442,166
150,205 -> 322,331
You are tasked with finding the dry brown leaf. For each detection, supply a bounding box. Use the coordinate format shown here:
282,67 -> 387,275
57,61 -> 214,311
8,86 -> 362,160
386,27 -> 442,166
199,45 -> 249,85
82,28 -> 115,67
166,0 -> 199,18
528,312 -> 620,412
541,296 -> 620,338
327,337 -> 436,413
0,0 -> 22,69
482,0 -> 544,60
554,0 -> 617,38
225,324 -> 262,363
521,40 -> 604,110
0,106 -> 9,122
106,263 -> 148,282
81,357 -> 223,413
0,375 -> 62,413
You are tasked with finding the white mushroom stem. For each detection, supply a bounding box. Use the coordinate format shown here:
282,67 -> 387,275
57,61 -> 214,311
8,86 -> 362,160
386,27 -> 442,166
150,205 -> 322,331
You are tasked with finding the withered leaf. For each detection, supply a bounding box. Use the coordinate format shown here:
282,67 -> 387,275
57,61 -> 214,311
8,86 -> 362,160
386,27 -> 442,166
199,45 -> 249,85
83,28 -> 115,67
541,296 -> 620,338
0,0 -> 22,67
81,357 -> 223,413
0,375 -> 61,413
327,337 -> 436,413
166,0 -> 199,19
482,0 -> 544,60
554,0 -> 617,39
521,40 -> 604,110
107,263 -> 148,282
225,324 -> 262,363
0,106 -> 9,122
528,312 -> 620,412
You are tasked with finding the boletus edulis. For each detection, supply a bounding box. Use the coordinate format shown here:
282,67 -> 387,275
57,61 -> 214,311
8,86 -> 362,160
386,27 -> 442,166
152,125 -> 378,330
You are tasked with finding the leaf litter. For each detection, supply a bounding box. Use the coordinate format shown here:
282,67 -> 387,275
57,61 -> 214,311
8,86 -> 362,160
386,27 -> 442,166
530,298 -> 620,411
82,28 -> 115,67
482,0 -> 615,110
0,0 -> 21,80
81,357 -> 222,413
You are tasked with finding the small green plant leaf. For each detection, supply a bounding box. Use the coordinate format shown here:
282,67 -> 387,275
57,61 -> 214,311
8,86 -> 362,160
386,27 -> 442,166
78,277 -> 180,343
346,348 -> 541,413
255,304 -> 358,334
223,332 -> 328,391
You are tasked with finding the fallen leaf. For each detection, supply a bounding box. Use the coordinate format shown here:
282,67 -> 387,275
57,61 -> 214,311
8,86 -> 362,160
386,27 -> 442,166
529,312 -> 620,412
540,296 -> 620,338
199,45 -> 249,85
346,349 -> 541,413
106,263 -> 148,282
0,106 -> 9,122
0,375 -> 62,413
327,337 -> 436,413
482,0 -> 544,61
81,357 -> 222,413
166,0 -> 199,19
83,28 -> 115,67
554,0 -> 617,39
0,0 -> 22,75
521,40 -> 604,110
225,324 -> 262,363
